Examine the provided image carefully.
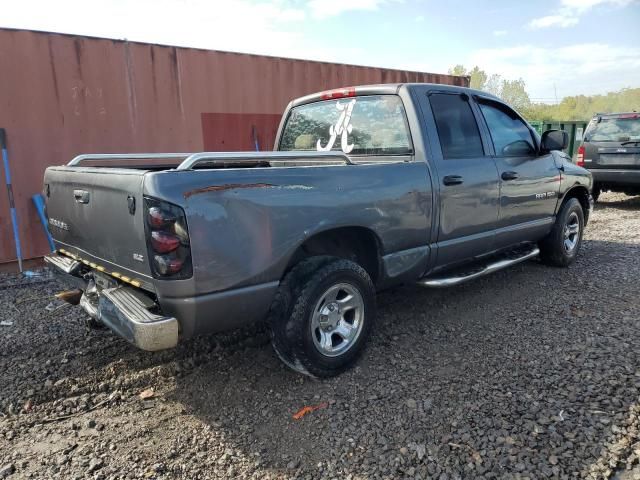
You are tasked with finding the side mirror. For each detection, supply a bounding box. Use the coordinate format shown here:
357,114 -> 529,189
541,129 -> 568,152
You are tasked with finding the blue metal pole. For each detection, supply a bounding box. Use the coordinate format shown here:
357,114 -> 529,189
32,193 -> 55,252
0,128 -> 23,272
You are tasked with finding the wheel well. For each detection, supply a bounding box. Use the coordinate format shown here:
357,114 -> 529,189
563,186 -> 590,222
286,227 -> 382,284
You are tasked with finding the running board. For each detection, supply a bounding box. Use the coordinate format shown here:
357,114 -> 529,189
418,246 -> 540,288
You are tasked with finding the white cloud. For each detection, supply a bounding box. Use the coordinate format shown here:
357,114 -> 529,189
492,30 -> 508,36
307,0 -> 396,19
528,15 -> 579,29
468,43 -> 640,100
1,0 -> 318,59
527,0 -> 637,29
560,0 -> 637,12
0,0 -> 399,68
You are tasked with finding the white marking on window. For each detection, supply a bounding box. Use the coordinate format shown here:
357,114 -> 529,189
317,99 -> 356,154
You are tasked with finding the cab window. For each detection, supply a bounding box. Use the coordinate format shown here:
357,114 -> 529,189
429,93 -> 484,159
279,95 -> 413,156
478,101 -> 536,157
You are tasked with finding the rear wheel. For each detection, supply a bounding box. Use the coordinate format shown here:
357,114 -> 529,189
539,197 -> 584,267
268,257 -> 376,378
592,186 -> 600,202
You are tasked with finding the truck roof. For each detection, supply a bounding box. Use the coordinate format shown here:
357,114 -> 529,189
289,83 -> 501,108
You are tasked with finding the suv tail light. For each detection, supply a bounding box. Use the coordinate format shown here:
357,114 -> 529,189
144,197 -> 192,279
576,145 -> 585,167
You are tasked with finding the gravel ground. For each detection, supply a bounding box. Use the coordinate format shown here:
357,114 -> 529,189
1,192 -> 639,480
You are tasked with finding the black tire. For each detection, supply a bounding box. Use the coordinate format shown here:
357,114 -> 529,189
268,256 -> 376,378
539,197 -> 584,267
592,186 -> 600,203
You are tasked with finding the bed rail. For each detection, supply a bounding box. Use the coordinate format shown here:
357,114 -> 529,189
67,151 -> 353,169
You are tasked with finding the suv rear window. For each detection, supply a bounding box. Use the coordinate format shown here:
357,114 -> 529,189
279,95 -> 413,156
584,115 -> 640,142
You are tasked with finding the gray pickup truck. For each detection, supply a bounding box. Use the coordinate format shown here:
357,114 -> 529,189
44,83 -> 593,377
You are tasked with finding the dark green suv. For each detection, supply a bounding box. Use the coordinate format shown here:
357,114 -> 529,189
577,112 -> 640,201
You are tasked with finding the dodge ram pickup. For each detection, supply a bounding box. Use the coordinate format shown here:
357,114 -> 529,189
44,83 -> 593,377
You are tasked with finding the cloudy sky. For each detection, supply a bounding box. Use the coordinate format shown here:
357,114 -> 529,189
3,0 -> 639,102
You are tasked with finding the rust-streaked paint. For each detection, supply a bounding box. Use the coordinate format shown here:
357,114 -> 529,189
183,183 -> 276,199
0,28 -> 468,266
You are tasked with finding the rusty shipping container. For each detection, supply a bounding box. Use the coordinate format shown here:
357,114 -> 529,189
0,28 -> 468,267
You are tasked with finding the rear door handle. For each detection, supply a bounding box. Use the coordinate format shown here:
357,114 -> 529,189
501,171 -> 519,181
73,189 -> 90,204
443,175 -> 463,186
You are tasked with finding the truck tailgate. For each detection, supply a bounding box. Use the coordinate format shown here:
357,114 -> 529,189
44,167 -> 152,278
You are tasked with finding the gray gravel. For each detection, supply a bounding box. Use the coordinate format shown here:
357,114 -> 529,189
1,192 -> 639,479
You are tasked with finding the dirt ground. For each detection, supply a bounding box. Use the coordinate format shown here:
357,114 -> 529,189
1,192 -> 639,480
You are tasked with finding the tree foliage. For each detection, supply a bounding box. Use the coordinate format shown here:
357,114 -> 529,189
448,65 -> 531,112
448,65 -> 640,121
523,88 -> 640,121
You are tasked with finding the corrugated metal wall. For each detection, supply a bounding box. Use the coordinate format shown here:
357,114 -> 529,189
0,28 -> 468,266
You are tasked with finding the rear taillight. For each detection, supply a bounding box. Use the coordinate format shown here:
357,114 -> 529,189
576,145 -> 585,167
153,255 -> 184,275
150,231 -> 181,253
148,207 -> 176,229
144,197 -> 192,279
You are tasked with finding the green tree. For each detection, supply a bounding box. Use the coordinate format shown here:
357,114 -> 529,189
449,64 -> 640,121
524,88 -> 640,121
448,65 -> 489,90
500,78 -> 531,113
448,65 -> 528,109
484,74 -> 502,96
448,64 -> 467,77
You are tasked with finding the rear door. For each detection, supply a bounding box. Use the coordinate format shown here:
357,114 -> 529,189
583,114 -> 640,169
475,98 -> 559,247
423,92 -> 500,266
44,167 -> 152,277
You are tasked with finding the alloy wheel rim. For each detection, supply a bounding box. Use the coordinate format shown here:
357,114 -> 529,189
310,283 -> 365,357
563,212 -> 580,252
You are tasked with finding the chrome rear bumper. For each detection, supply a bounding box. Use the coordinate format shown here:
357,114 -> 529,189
44,254 -> 178,351
98,286 -> 178,351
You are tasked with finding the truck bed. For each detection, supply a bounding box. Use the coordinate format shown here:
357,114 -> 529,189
43,151 -> 373,293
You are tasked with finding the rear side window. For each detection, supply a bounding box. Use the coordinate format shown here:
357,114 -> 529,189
478,102 -> 536,157
429,93 -> 484,159
584,115 -> 640,142
279,95 -> 412,156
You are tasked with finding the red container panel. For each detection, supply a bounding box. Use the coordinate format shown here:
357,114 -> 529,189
0,28 -> 468,265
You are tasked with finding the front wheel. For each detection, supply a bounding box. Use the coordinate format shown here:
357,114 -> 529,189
268,257 -> 376,378
539,197 -> 584,267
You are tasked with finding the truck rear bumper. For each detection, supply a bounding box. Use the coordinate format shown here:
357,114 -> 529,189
157,281 -> 280,339
44,254 -> 178,351
98,287 -> 178,351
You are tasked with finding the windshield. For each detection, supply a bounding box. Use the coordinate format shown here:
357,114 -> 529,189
279,95 -> 413,156
584,115 -> 640,142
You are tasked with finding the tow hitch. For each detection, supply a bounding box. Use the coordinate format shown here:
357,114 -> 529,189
55,289 -> 82,305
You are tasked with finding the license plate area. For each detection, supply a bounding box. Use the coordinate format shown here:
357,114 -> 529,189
598,154 -> 640,166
